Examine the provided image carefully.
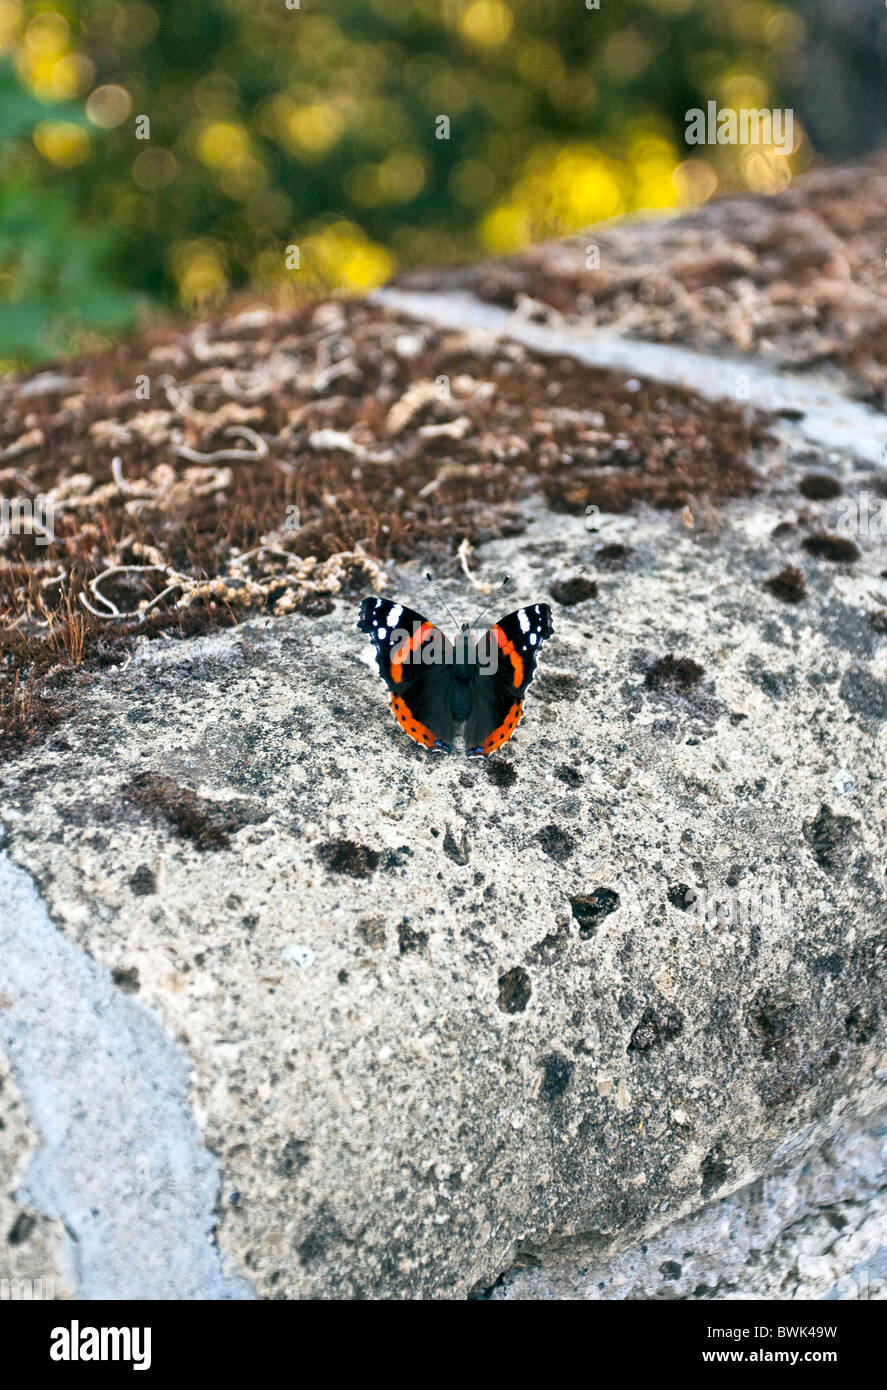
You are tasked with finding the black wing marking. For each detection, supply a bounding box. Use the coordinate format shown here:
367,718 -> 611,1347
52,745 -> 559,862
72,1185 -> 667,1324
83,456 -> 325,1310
464,603 -> 554,756
357,596 -> 457,750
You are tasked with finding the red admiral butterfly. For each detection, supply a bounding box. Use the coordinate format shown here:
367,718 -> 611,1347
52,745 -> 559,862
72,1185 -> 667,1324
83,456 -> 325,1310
358,579 -> 553,758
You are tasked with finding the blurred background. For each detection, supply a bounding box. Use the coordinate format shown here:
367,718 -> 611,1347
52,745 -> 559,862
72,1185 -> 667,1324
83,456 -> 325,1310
0,0 -> 882,365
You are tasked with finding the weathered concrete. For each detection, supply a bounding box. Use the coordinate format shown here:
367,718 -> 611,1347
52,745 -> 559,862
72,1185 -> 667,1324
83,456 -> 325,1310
0,842 -> 251,1299
488,1105 -> 887,1300
0,1047 -> 73,1302
2,163 -> 887,1299
1,463 -> 885,1296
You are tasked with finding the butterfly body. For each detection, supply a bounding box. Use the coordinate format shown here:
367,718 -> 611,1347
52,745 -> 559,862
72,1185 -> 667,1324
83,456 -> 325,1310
358,596 -> 553,757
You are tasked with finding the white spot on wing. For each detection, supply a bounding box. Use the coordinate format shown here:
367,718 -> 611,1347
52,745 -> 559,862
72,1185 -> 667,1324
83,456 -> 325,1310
377,626 -> 387,639
518,609 -> 530,633
388,604 -> 403,628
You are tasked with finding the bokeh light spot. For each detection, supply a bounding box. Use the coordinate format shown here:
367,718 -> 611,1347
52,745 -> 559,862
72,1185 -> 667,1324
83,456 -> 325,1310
459,1 -> 513,49
86,84 -> 132,129
33,120 -> 89,168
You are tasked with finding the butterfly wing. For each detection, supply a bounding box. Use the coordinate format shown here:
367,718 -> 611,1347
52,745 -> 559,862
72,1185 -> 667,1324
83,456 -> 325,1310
357,596 -> 457,751
464,603 -> 554,757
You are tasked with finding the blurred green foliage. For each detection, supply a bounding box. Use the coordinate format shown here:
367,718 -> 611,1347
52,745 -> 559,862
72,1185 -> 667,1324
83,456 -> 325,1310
0,59 -> 140,362
0,0 -> 808,363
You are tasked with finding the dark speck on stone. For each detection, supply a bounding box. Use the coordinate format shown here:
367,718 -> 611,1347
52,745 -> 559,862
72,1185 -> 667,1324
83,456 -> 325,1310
443,827 -> 470,864
297,1208 -> 341,1264
667,883 -> 697,911
536,824 -> 575,862
486,758 -> 517,788
317,839 -> 380,877
129,864 -> 156,896
539,1051 -> 573,1101
122,772 -> 266,851
382,845 -> 412,869
799,473 -> 842,500
802,804 -> 859,877
279,1138 -> 309,1177
596,543 -> 632,568
7,1212 -> 36,1246
749,994 -> 798,1058
764,565 -> 806,604
550,575 -> 597,606
845,1004 -> 878,1045
397,920 -> 428,955
628,1004 -> 684,1053
802,533 -> 860,563
660,1260 -> 682,1281
645,654 -> 704,693
555,764 -> 583,786
111,966 -> 140,994
536,670 -> 580,702
700,1146 -> 732,1199
570,888 -> 620,936
498,966 -> 531,1014
357,917 -> 386,949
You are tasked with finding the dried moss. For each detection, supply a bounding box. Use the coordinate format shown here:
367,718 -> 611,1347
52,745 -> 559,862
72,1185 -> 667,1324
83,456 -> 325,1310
1,294 -> 770,756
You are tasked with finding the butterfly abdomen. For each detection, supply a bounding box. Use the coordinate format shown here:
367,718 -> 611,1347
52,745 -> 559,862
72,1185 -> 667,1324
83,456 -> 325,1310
450,672 -> 473,723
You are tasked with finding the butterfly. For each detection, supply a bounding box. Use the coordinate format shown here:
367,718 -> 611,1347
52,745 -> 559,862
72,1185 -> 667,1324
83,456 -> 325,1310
357,585 -> 553,758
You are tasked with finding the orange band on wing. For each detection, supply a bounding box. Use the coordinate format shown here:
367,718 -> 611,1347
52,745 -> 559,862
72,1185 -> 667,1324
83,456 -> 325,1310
390,621 -> 434,684
482,700 -> 524,755
492,625 -> 524,688
390,694 -> 436,748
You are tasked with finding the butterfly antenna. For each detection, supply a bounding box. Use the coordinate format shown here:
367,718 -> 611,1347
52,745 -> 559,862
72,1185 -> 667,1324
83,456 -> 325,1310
425,572 -> 462,635
467,575 -> 511,631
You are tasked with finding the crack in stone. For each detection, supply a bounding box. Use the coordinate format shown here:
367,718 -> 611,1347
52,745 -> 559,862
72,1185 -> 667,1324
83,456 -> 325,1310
376,288 -> 887,466
0,836 -> 253,1300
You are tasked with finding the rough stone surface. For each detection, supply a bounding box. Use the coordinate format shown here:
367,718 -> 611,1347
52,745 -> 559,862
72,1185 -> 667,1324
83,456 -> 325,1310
0,1052 -> 73,1301
1,463 -> 885,1297
2,162 -> 887,1299
0,845 -> 251,1300
488,1106 -> 887,1300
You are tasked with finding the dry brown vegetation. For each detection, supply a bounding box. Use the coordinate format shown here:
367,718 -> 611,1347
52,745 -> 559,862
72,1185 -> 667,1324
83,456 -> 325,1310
0,296 -> 771,755
401,156 -> 887,408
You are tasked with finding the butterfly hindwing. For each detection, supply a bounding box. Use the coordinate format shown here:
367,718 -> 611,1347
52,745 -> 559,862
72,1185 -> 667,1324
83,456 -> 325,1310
464,604 -> 554,756
357,596 -> 457,751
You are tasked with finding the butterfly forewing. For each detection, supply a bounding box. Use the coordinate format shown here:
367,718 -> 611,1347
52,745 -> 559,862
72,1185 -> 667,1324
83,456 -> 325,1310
357,596 -> 457,750
464,604 -> 553,756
